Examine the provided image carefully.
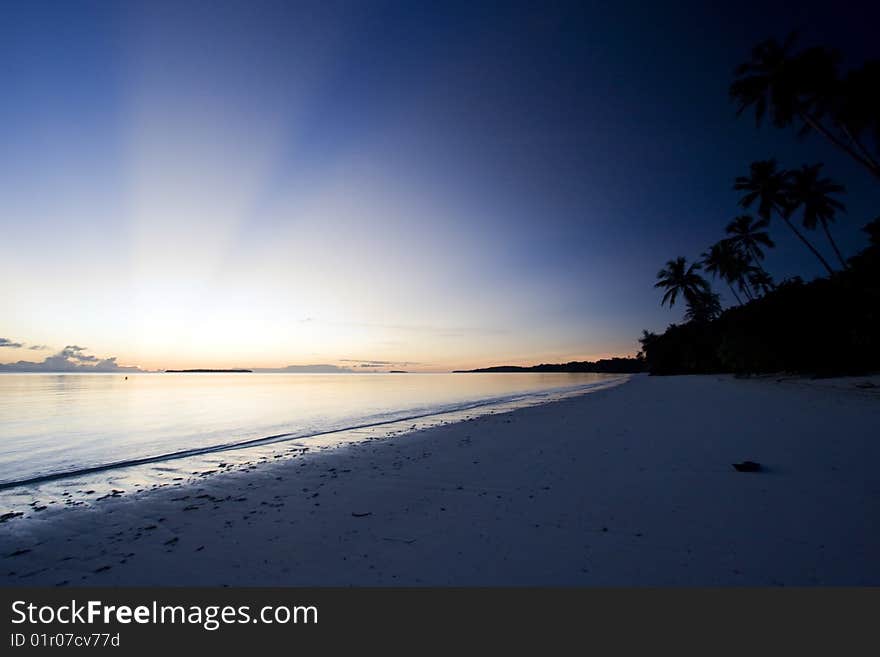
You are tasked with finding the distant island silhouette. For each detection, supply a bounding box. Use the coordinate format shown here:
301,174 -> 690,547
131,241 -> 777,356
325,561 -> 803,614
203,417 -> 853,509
455,358 -> 645,374
251,364 -> 354,373
388,370 -> 408,373
165,369 -> 253,373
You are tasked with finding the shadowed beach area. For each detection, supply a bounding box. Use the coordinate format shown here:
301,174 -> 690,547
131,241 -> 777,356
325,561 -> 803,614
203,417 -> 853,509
1,374 -> 878,586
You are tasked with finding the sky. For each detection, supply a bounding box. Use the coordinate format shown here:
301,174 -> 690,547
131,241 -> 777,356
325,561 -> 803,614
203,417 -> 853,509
1,1 -> 877,372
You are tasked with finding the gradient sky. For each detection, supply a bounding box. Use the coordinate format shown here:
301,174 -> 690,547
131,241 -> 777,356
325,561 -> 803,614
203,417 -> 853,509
1,1 -> 877,371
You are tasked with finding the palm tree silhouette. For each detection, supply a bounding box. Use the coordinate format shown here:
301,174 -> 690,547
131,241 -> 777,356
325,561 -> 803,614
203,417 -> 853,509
786,163 -> 848,269
701,240 -> 755,304
835,61 -> 880,167
725,215 -> 775,266
735,159 -> 835,275
655,257 -> 712,310
730,34 -> 802,128
730,35 -> 880,181
684,290 -> 722,323
747,268 -> 775,296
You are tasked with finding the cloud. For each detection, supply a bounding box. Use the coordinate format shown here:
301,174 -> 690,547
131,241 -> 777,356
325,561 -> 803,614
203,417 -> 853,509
341,359 -> 393,365
0,338 -> 24,348
28,344 -> 49,350
58,345 -> 101,362
0,345 -> 141,372
339,358 -> 421,366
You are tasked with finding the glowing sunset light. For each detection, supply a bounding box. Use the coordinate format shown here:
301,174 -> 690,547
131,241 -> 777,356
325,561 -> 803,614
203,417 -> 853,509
2,2 -> 872,372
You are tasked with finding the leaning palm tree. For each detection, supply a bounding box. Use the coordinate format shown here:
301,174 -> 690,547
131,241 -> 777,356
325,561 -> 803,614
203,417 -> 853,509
748,268 -> 775,297
701,240 -> 754,304
797,48 -> 880,177
835,61 -> 880,166
786,163 -> 848,269
729,34 -> 802,128
724,215 -> 775,266
730,35 -> 880,181
655,257 -> 711,310
735,159 -> 835,275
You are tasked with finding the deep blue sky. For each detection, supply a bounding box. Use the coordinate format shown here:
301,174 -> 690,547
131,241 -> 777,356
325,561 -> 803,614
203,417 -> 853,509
1,1 -> 877,370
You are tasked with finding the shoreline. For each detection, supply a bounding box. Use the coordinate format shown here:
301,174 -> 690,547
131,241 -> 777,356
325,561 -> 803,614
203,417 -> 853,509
2,374 -> 878,586
0,375 -> 629,515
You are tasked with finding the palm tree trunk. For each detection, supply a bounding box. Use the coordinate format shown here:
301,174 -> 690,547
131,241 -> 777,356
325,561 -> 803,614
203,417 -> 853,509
755,261 -> 776,290
779,212 -> 837,276
799,112 -> 880,183
821,221 -> 849,270
838,121 -> 880,171
743,246 -> 775,289
727,283 -> 743,305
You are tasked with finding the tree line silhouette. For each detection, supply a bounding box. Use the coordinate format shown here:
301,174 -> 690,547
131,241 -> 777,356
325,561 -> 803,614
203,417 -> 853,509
641,34 -> 879,376
455,357 -> 645,374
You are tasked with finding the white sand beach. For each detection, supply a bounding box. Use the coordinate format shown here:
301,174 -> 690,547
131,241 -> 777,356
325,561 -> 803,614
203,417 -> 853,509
2,374 -> 878,586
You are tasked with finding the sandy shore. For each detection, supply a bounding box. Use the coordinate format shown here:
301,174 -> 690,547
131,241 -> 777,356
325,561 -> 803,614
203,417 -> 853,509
2,374 -> 878,586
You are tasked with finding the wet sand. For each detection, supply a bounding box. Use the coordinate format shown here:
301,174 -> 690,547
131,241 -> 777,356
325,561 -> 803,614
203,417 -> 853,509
2,374 -> 879,586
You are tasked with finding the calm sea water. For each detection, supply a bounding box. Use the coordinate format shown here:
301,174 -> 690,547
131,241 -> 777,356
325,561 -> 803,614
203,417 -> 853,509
0,372 -> 625,510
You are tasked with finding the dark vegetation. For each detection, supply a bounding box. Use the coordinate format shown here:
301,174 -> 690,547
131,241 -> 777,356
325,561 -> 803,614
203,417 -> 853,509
455,357 -> 646,374
641,34 -> 879,376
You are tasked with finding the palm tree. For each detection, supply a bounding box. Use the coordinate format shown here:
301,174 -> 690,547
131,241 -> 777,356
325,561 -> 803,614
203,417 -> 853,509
730,35 -> 880,181
730,34 -> 802,128
684,290 -> 722,323
655,257 -> 711,310
786,163 -> 848,269
701,240 -> 754,304
835,61 -> 880,166
800,49 -> 880,175
735,159 -> 835,275
638,329 -> 658,361
747,268 -> 775,296
724,215 -> 775,266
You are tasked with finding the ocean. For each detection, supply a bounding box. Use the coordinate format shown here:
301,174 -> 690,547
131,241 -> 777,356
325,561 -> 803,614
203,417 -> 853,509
0,372 -> 625,512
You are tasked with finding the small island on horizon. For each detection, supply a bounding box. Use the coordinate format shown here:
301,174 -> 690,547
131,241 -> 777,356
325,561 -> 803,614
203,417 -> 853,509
164,369 -> 253,373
